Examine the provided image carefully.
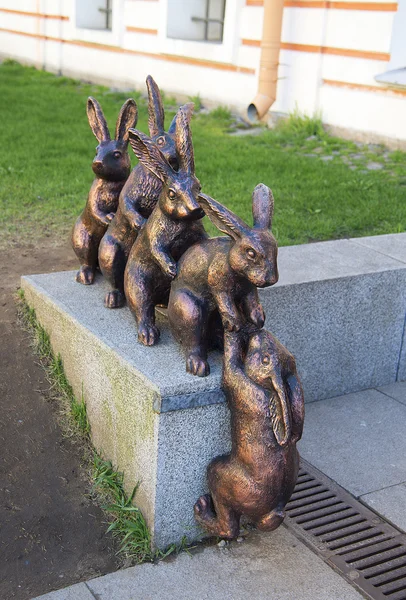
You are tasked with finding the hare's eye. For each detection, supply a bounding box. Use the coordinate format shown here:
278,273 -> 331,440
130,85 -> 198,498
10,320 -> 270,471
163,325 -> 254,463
168,189 -> 177,200
246,248 -> 256,259
262,355 -> 270,365
157,136 -> 165,146
113,151 -> 121,159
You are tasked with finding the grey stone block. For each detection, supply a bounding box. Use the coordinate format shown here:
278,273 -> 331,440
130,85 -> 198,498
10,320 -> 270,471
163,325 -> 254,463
85,528 -> 363,600
350,232 -> 406,264
361,482 -> 406,533
261,269 -> 406,401
298,388 -> 406,496
276,237 -> 405,286
378,381 -> 406,405
21,233 -> 406,547
33,583 -> 95,600
399,330 -> 406,381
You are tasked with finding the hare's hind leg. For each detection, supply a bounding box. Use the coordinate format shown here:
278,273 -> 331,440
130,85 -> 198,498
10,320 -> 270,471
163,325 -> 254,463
99,235 -> 127,308
72,220 -> 99,285
256,507 -> 285,532
195,456 -> 240,538
168,288 -> 210,377
194,494 -> 240,539
125,267 -> 160,346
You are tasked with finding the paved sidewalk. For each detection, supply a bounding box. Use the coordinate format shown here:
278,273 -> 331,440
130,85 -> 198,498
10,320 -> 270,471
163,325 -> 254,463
35,527 -> 364,600
33,382 -> 406,600
299,381 -> 406,533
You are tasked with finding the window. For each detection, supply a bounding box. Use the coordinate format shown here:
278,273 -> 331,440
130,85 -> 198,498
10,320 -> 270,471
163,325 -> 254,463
76,0 -> 113,31
375,0 -> 406,87
167,0 -> 227,43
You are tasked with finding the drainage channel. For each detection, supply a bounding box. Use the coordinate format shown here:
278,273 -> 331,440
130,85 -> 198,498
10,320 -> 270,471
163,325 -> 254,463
285,459 -> 406,600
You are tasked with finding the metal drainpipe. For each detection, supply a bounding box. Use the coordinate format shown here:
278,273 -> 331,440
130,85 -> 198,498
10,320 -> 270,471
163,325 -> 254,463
247,0 -> 284,122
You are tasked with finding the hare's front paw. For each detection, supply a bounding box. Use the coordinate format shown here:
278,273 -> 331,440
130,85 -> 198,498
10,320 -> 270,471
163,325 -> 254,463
76,266 -> 95,285
222,314 -> 243,333
186,354 -> 210,377
104,289 -> 125,309
248,304 -> 265,328
138,323 -> 160,346
101,212 -> 115,226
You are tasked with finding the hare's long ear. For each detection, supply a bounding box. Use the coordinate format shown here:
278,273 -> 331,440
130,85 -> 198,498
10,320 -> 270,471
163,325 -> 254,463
176,103 -> 195,175
115,98 -> 138,144
167,112 -> 177,135
128,129 -> 172,183
198,193 -> 249,241
87,97 -> 110,142
167,101 -> 193,135
252,183 -> 274,230
146,75 -> 165,137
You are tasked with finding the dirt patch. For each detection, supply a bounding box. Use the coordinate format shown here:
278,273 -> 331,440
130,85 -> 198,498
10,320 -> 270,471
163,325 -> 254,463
0,241 -> 118,600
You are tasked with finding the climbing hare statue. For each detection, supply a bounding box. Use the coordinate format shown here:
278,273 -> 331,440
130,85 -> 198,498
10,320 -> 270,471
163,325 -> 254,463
194,326 -> 305,539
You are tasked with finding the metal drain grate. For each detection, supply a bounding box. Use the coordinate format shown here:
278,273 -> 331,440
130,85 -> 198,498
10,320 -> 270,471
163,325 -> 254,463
285,459 -> 406,600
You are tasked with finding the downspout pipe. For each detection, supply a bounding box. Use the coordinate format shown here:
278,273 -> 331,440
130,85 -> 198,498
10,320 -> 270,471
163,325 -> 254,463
247,0 -> 284,122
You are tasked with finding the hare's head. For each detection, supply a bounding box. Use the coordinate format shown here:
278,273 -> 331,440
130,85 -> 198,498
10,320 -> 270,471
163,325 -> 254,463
146,76 -> 178,170
245,329 -> 292,446
198,184 -> 278,288
128,104 -> 204,221
87,97 -> 138,181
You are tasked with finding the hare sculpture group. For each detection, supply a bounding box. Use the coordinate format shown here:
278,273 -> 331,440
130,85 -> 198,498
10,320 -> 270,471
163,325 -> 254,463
71,75 -> 304,541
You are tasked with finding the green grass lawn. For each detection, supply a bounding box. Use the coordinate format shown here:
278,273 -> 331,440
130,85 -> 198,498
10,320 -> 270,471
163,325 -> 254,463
0,60 -> 405,247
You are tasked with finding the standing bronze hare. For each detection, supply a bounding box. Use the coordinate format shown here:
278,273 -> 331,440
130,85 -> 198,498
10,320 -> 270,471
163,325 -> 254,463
98,76 -> 181,308
194,327 -> 305,539
168,184 -> 278,376
72,96 -> 138,285
124,104 -> 207,346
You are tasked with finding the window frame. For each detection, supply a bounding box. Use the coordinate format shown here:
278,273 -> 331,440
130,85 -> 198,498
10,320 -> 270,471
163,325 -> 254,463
158,0 -> 240,64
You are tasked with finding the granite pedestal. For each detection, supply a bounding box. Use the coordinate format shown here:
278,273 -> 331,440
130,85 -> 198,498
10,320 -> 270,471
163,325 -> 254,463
21,233 -> 406,548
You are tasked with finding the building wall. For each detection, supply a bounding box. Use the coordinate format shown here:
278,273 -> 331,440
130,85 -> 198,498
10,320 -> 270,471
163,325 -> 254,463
0,0 -> 405,142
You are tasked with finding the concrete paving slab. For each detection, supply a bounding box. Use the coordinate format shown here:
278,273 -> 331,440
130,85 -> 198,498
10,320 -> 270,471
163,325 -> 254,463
361,482 -> 406,533
34,582 -> 95,600
350,232 -> 406,264
378,381 -> 406,405
298,388 -> 406,496
33,528 -> 364,600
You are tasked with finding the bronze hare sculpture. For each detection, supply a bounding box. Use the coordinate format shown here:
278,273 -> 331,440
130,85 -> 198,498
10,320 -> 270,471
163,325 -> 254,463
98,76 -> 181,309
168,184 -> 278,376
194,327 -> 305,539
72,96 -> 138,285
124,104 -> 207,346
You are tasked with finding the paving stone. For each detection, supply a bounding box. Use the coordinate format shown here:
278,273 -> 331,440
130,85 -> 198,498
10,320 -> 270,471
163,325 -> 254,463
302,153 -> 317,157
83,528 -> 363,600
361,482 -> 406,532
321,155 -> 333,161
34,582 -> 95,600
298,389 -> 406,496
229,127 -> 264,137
367,161 -> 383,170
378,381 -> 406,404
350,153 -> 364,160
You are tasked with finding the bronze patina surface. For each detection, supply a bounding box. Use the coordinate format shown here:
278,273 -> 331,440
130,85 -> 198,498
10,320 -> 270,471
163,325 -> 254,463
124,104 -> 207,346
194,327 -> 305,539
168,184 -> 278,376
98,76 -> 181,309
72,97 -> 138,285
